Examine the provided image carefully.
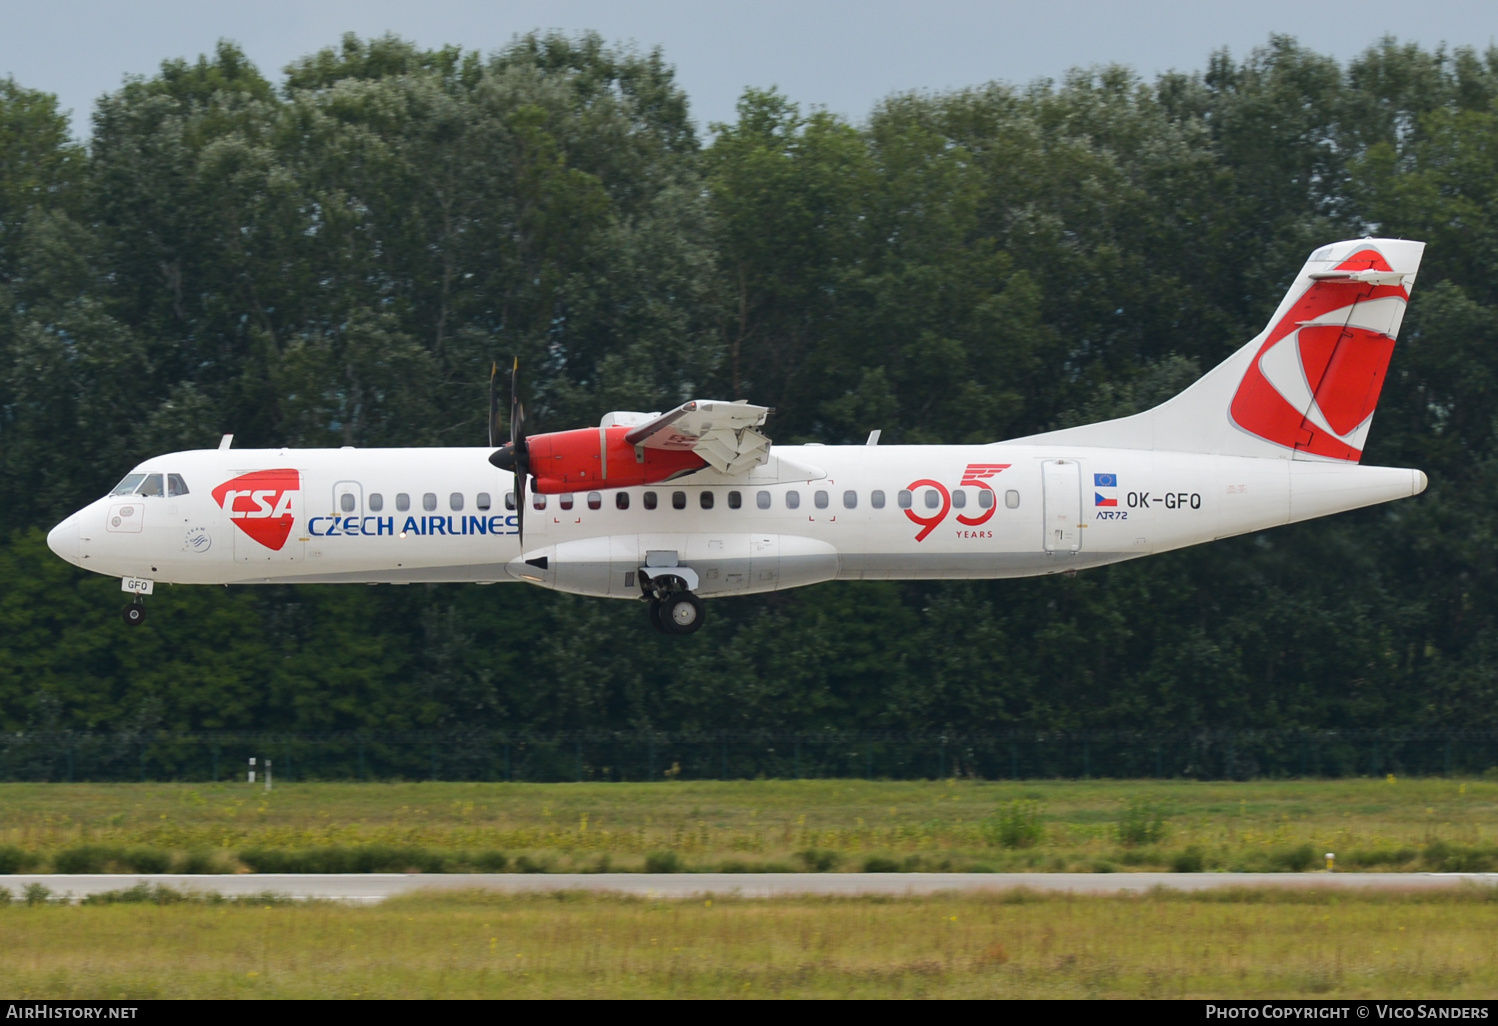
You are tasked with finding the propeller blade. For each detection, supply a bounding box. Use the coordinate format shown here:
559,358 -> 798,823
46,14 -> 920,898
485,357 -> 530,545
516,465 -> 526,545
509,357 -> 526,448
487,361 -> 499,448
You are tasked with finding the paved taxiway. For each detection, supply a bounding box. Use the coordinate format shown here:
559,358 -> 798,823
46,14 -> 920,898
6,872 -> 1497,902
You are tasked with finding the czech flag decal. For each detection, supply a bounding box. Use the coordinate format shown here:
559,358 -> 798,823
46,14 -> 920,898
1094,473 -> 1118,507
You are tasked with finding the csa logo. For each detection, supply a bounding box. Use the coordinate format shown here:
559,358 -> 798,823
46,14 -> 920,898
211,469 -> 300,551
1229,248 -> 1407,462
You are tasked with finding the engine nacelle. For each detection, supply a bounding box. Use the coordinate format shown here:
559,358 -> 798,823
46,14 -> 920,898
526,425 -> 706,494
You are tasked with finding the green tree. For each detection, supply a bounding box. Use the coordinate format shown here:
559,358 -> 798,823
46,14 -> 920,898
6,32 -> 1498,751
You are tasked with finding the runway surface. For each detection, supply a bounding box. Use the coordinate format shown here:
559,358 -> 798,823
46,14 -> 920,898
6,872 -> 1497,902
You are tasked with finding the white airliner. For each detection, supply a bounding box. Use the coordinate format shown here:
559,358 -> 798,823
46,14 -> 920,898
48,238 -> 1428,634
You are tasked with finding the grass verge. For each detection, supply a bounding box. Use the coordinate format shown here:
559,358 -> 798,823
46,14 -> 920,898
0,778 -> 1495,874
2,887 -> 1497,998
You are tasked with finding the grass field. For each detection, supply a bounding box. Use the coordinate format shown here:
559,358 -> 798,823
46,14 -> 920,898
2,778 -> 1496,874
2,886 -> 1497,998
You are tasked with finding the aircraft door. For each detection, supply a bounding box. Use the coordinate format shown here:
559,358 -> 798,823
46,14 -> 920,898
332,480 -> 363,518
1041,460 -> 1083,553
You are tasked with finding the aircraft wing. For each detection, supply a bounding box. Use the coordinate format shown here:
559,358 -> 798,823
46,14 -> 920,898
623,400 -> 773,474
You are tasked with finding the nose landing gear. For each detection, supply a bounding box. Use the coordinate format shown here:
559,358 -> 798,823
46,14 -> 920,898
119,577 -> 154,626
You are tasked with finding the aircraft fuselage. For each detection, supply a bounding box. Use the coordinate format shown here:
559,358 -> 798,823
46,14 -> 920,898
47,442 -> 1425,597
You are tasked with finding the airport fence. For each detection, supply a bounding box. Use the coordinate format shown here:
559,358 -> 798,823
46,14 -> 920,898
1,728 -> 1496,783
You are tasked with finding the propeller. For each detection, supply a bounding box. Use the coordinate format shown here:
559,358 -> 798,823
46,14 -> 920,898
487,357 -> 530,544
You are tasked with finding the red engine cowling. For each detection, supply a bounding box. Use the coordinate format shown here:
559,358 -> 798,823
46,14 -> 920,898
526,425 -> 706,494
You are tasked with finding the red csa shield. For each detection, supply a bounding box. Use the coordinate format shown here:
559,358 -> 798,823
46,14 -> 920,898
212,469 -> 300,551
1228,249 -> 1405,461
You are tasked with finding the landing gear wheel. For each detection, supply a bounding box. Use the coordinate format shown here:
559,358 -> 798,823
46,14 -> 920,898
121,603 -> 146,627
660,592 -> 704,635
647,598 -> 671,634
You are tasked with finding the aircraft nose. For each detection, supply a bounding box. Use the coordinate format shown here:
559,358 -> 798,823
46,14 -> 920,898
47,515 -> 79,564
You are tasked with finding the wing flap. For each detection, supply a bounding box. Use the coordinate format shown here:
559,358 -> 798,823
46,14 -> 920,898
625,400 -> 774,474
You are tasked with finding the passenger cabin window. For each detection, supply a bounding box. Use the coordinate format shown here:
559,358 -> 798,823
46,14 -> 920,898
559,494 -> 574,510
897,490 -> 912,509
978,490 -> 994,509
424,493 -> 438,512
924,489 -> 941,509
369,493 -> 384,512
450,493 -> 464,511
643,491 -> 658,510
588,492 -> 602,510
814,490 -> 829,509
504,492 -> 516,511
397,493 -> 411,512
756,490 -> 771,510
1005,489 -> 1020,509
616,492 -> 629,510
533,493 -> 546,510
340,493 -> 356,513
700,491 -> 714,510
728,490 -> 742,509
672,491 -> 686,510
951,489 -> 966,509
843,490 -> 857,509
138,474 -> 164,497
871,490 -> 886,509
110,474 -> 146,496
786,491 -> 801,510
477,493 -> 491,511
167,474 -> 190,497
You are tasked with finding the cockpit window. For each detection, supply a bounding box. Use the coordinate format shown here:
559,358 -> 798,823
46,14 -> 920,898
137,474 -> 165,497
110,474 -> 146,496
167,473 -> 189,497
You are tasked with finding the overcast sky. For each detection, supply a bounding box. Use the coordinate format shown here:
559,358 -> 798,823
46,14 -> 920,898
3,0 -> 1496,137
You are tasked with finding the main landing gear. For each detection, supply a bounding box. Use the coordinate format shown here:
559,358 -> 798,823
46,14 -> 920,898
649,591 -> 704,635
121,601 -> 147,627
640,571 -> 705,636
